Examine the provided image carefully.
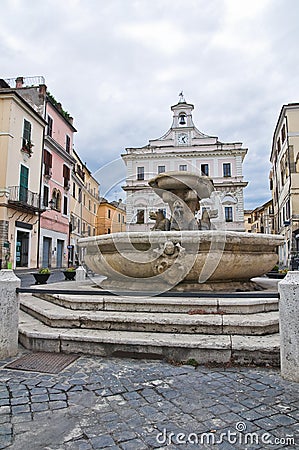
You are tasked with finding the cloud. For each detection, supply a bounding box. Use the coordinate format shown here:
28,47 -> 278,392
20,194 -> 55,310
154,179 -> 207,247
1,0 -> 299,210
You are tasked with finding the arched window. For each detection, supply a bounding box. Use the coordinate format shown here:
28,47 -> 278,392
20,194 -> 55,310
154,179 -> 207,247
51,189 -> 62,211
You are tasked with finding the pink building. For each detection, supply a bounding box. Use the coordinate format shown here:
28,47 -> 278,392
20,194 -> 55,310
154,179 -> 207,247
40,97 -> 76,268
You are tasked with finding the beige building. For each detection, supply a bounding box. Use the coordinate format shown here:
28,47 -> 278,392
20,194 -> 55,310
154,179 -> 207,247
244,210 -> 253,233
270,103 -> 299,269
96,199 -> 126,235
70,150 -> 100,265
0,81 -> 46,269
247,200 -> 274,234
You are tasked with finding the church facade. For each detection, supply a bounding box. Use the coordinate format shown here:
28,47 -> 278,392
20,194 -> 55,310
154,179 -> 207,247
122,95 -> 248,231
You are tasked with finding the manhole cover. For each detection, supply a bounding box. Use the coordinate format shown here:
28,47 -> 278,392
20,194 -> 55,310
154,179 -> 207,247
4,352 -> 80,374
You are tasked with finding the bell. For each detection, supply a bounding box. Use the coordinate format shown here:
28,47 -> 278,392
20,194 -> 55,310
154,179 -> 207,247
179,115 -> 186,125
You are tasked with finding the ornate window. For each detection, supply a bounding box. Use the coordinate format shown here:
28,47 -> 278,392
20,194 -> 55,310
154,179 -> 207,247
225,206 -> 233,222
223,163 -> 231,177
137,167 -> 144,180
136,209 -> 145,224
201,164 -> 209,176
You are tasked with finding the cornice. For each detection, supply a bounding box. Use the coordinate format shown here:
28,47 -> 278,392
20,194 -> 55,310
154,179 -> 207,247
45,136 -> 76,165
122,148 -> 247,160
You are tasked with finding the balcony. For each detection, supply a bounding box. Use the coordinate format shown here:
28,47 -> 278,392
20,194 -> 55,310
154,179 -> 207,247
8,186 -> 44,213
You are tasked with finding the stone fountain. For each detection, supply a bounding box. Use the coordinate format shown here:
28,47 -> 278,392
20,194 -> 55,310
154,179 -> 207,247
78,171 -> 283,295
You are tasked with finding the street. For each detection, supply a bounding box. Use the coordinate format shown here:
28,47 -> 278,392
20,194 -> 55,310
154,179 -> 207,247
14,269 -> 66,287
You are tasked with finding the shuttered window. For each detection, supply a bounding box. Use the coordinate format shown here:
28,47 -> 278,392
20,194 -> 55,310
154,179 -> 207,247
22,119 -> 31,147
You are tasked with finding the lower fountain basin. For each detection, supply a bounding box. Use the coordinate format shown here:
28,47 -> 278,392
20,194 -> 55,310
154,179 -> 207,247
78,231 -> 283,294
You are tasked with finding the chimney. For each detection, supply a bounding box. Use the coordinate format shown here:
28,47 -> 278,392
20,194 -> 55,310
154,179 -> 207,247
39,84 -> 47,97
15,77 -> 24,88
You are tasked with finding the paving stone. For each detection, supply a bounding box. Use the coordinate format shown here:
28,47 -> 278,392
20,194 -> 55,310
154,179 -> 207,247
49,400 -> 68,410
0,398 -> 10,407
31,394 -> 49,403
119,439 -> 148,450
0,434 -> 13,449
0,392 -> 9,400
0,423 -> 12,436
113,430 -> 137,443
31,402 -> 49,412
49,393 -> 67,401
0,406 -> 10,415
90,434 -> 116,448
11,404 -> 31,415
11,389 -> 28,398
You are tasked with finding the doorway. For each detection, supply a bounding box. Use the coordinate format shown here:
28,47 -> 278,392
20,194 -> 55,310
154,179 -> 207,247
57,239 -> 64,268
42,237 -> 52,268
16,230 -> 29,267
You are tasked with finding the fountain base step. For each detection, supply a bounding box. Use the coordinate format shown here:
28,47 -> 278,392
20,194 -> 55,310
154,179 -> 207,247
18,289 -> 280,366
20,294 -> 279,336
32,292 -> 278,314
19,310 -> 280,367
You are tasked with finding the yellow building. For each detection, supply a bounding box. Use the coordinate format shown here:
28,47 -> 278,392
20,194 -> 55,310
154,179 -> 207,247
97,198 -> 126,235
248,200 -> 274,234
0,81 -> 46,268
244,210 -> 253,233
270,103 -> 299,269
70,150 -> 100,265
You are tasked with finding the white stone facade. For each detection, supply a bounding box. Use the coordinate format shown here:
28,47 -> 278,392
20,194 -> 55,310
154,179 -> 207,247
122,98 -> 248,231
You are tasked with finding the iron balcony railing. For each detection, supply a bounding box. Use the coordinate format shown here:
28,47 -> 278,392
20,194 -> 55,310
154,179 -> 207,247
8,186 -> 42,212
4,76 -> 45,88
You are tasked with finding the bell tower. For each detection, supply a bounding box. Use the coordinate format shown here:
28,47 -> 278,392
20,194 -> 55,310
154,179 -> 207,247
171,92 -> 195,130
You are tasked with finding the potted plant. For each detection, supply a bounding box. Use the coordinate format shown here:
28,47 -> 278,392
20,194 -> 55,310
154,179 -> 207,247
32,268 -> 51,285
21,140 -> 34,157
266,265 -> 287,279
62,266 -> 76,281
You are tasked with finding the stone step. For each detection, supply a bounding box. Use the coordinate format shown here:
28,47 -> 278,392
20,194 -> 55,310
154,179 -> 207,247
18,310 -> 280,367
20,294 -> 279,336
33,292 -> 279,314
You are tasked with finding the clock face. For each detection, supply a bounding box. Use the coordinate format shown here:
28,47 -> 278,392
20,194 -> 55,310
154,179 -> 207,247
178,133 -> 189,145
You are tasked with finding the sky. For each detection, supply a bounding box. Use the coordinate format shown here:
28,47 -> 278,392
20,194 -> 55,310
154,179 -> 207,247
1,0 -> 299,209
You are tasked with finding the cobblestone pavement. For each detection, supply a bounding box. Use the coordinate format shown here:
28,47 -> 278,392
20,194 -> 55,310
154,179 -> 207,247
0,351 -> 298,450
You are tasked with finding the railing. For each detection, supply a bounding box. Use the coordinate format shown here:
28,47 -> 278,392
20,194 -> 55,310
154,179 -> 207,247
16,286 -> 278,298
8,186 -> 41,211
4,76 -> 45,88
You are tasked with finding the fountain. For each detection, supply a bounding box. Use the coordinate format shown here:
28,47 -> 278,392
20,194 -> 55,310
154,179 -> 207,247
78,171 -> 283,295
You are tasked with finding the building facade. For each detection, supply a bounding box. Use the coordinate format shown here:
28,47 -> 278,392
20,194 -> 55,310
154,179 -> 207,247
244,210 -> 253,233
122,96 -> 248,231
0,81 -> 46,269
96,198 -> 126,235
270,103 -> 299,269
245,200 -> 274,234
40,95 -> 76,268
70,150 -> 100,265
1,75 -> 99,270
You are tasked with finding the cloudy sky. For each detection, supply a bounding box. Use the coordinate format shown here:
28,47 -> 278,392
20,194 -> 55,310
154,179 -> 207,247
1,0 -> 299,209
